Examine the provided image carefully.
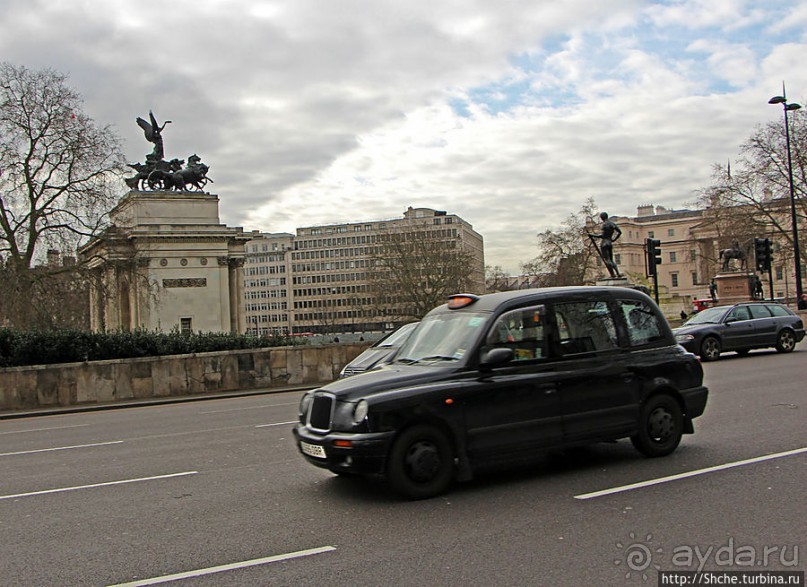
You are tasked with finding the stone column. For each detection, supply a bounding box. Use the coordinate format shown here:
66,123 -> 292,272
88,268 -> 104,332
228,258 -> 246,333
133,257 -> 151,329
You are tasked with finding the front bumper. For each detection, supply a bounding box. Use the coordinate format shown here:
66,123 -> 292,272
675,338 -> 699,355
292,424 -> 396,476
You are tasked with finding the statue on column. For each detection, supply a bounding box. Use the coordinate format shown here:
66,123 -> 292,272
718,240 -> 747,272
588,212 -> 623,278
136,111 -> 172,162
124,110 -> 213,192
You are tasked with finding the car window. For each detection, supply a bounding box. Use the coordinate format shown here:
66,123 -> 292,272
747,304 -> 772,319
766,305 -> 791,317
554,300 -> 619,355
619,299 -> 664,346
685,306 -> 729,324
484,305 -> 546,361
726,306 -> 751,322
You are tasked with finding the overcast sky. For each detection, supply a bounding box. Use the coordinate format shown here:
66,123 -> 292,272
2,0 -> 806,273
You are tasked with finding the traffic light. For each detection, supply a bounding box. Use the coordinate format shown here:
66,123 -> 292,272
645,238 -> 662,276
754,237 -> 772,272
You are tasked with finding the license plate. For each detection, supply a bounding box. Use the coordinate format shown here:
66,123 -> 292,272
300,441 -> 326,459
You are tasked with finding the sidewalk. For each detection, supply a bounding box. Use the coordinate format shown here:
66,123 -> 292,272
0,384 -> 314,421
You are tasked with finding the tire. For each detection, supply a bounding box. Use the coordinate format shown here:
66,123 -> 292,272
700,336 -> 721,362
775,329 -> 796,354
386,424 -> 455,500
631,394 -> 683,457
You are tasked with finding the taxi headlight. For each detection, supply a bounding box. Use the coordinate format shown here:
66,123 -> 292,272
352,399 -> 369,424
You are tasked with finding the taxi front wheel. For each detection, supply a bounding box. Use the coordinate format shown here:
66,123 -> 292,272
631,394 -> 683,457
387,424 -> 455,500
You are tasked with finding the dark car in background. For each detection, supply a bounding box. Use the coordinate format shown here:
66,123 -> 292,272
339,322 -> 418,378
294,287 -> 708,499
673,301 -> 804,361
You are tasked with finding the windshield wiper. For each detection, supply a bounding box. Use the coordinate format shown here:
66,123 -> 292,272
396,355 -> 459,365
412,355 -> 459,364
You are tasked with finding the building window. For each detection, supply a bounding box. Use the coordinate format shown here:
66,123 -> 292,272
648,231 -> 655,238
669,251 -> 677,263
671,273 -> 679,288
668,228 -> 675,237
775,266 -> 783,280
180,317 -> 192,334
692,271 -> 698,285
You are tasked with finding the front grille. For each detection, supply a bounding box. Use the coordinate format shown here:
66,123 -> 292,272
308,394 -> 334,432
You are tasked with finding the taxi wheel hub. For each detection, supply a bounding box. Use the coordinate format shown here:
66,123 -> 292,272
404,441 -> 441,482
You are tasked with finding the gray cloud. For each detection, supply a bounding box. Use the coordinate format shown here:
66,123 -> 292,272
1,0 -> 805,273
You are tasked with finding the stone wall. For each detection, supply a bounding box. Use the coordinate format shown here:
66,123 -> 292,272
0,344 -> 366,412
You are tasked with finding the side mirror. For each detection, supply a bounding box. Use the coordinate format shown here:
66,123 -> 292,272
480,347 -> 514,369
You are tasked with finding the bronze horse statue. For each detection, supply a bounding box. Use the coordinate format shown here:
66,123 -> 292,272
719,241 -> 747,272
126,157 -> 183,191
147,155 -> 212,192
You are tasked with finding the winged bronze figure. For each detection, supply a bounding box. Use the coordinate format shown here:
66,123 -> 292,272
135,111 -> 171,161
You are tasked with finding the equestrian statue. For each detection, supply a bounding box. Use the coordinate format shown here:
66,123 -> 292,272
719,240 -> 747,272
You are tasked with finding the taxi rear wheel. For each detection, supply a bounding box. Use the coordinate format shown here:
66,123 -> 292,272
631,394 -> 683,457
387,424 -> 455,500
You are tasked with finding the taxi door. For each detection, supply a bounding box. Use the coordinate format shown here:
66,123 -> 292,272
460,305 -> 563,464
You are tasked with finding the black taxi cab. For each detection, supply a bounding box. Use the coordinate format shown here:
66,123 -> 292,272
293,287 -> 709,499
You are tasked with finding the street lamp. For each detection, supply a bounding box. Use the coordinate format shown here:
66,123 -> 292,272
768,85 -> 803,303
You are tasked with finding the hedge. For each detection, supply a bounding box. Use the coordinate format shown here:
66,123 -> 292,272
0,328 -> 304,368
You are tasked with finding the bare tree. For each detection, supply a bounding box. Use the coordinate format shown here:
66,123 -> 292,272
367,228 -> 477,321
0,254 -> 90,329
0,63 -> 125,328
524,197 -> 602,286
695,111 -> 805,273
485,264 -> 511,292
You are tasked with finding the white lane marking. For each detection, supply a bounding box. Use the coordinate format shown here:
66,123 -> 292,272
106,545 -> 337,586
0,471 -> 198,501
200,402 -> 298,414
0,440 -> 123,457
0,424 -> 90,435
575,447 -> 807,500
255,420 -> 298,428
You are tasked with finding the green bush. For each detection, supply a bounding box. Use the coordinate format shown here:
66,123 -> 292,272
0,328 -> 303,368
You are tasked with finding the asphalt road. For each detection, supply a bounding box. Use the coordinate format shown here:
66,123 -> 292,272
1,346 -> 805,587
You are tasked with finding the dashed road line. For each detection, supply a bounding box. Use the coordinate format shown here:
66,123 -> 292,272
0,424 -> 90,435
107,545 -> 337,586
575,447 -> 807,500
0,471 -> 198,501
255,420 -> 298,428
0,440 -> 123,457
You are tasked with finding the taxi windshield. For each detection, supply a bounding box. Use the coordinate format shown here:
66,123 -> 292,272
395,312 -> 488,364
